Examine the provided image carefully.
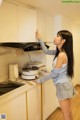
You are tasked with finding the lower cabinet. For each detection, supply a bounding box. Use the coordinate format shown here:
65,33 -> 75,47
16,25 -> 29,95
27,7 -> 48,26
27,84 -> 41,120
0,81 -> 58,120
26,81 -> 59,120
42,80 -> 59,120
0,93 -> 27,120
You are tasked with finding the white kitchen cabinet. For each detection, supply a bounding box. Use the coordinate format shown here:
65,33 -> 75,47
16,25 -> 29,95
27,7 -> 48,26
0,93 -> 27,120
37,11 -> 47,42
46,16 -> 54,42
18,6 -> 37,42
42,79 -> 58,120
0,2 -> 18,42
27,84 -> 41,120
37,11 -> 54,42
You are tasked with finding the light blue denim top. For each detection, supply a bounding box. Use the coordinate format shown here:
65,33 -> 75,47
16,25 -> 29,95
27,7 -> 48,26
37,40 -> 70,85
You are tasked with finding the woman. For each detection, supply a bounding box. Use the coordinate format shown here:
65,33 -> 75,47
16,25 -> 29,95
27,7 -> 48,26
36,30 -> 76,120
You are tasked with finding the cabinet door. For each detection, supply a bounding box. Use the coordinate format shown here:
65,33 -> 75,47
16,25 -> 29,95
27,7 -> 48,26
37,12 -> 54,42
37,11 -> 47,42
27,84 -> 41,120
18,6 -> 37,42
42,80 -> 58,120
46,16 -> 54,42
0,93 -> 27,120
0,2 -> 17,42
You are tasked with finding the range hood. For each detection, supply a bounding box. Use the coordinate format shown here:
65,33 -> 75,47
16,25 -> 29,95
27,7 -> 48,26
0,42 -> 49,51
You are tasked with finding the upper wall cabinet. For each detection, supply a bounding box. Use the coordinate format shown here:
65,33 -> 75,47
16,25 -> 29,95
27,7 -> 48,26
37,11 -> 47,42
46,15 -> 54,42
0,2 -> 17,42
18,6 -> 37,42
37,11 -> 54,42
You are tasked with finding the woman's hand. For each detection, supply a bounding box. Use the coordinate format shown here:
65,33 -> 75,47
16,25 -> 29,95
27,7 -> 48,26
33,80 -> 38,84
36,31 -> 41,40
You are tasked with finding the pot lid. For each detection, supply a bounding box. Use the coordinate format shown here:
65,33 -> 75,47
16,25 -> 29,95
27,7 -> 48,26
22,66 -> 39,71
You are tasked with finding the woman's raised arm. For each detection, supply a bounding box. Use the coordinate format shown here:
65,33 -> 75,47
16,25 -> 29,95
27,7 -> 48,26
36,31 -> 56,55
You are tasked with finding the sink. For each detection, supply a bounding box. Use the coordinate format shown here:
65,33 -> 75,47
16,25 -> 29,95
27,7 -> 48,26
0,81 -> 24,96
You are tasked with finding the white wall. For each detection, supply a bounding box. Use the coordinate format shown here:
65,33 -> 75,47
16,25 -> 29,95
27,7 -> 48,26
62,16 -> 80,85
46,15 -> 80,86
71,24 -> 80,85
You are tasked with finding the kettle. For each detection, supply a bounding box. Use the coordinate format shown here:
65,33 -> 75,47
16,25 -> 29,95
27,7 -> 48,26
9,64 -> 19,81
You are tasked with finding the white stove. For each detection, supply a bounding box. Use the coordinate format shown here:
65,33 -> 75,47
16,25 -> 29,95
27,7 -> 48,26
21,61 -> 46,80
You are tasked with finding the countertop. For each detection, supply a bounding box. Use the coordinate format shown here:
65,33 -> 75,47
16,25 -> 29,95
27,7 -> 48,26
0,78 -> 37,105
0,69 -> 50,105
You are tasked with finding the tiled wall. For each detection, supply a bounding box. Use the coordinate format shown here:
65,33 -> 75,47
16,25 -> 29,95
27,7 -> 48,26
0,48 -> 46,82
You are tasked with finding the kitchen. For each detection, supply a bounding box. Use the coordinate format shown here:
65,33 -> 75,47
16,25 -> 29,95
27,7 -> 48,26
0,0 -> 80,120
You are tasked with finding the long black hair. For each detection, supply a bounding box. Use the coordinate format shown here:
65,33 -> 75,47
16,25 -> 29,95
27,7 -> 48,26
54,30 -> 74,78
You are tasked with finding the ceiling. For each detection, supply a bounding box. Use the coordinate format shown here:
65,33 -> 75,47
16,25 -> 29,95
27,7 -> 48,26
5,0 -> 80,24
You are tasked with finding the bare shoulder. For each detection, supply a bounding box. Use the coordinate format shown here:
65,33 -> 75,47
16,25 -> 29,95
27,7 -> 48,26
54,52 -> 67,68
58,52 -> 66,59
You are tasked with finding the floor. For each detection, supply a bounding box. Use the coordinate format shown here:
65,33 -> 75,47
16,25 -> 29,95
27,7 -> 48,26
47,85 -> 80,120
